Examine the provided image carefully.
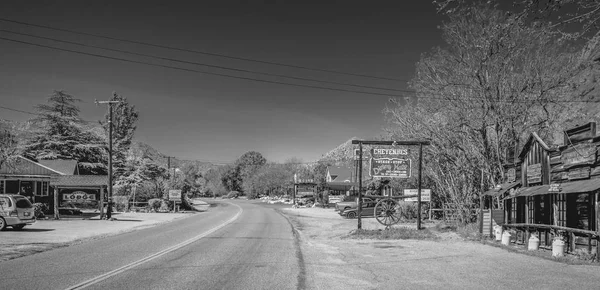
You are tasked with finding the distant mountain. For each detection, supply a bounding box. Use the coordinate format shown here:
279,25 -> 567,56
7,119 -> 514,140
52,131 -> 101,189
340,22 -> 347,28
318,137 -> 382,165
129,141 -> 215,172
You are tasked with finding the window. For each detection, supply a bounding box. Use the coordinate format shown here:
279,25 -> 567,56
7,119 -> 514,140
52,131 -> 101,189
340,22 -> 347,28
35,181 -> 49,196
5,180 -> 18,194
0,180 -> 4,194
42,181 -> 49,196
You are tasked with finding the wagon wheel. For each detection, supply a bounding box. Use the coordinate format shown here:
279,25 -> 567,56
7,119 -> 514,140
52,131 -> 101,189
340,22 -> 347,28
375,198 -> 401,227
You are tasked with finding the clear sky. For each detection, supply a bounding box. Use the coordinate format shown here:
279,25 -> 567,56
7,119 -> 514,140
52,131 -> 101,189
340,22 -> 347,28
0,1 -> 446,163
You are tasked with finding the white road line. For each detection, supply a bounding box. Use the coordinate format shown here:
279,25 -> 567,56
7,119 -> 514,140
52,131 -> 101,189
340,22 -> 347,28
65,202 -> 243,290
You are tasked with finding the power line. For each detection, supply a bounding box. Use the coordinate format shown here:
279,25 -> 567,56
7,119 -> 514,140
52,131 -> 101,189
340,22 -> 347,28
0,105 -> 38,115
0,29 -> 408,93
0,17 -> 407,82
1,36 -> 597,103
0,36 -> 416,98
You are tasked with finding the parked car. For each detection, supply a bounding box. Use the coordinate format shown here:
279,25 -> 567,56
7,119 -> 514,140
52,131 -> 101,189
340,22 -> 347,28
335,197 -> 375,213
0,194 -> 36,230
338,199 -> 378,219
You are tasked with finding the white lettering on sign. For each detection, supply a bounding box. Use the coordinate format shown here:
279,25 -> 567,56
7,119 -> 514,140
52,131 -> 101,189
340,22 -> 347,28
372,148 -> 409,156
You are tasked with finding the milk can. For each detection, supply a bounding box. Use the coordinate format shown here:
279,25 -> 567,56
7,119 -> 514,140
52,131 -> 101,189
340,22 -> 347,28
552,238 -> 565,257
528,234 -> 539,251
501,231 -> 511,245
494,225 -> 502,241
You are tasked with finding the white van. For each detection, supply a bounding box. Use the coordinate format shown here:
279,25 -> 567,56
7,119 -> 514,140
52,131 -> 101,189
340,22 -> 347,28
0,194 -> 36,230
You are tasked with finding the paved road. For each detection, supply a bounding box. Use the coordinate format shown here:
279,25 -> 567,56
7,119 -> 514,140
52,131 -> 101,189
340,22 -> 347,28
0,200 -> 303,290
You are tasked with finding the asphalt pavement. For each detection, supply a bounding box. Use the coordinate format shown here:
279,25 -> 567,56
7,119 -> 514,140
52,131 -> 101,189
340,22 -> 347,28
0,200 -> 302,290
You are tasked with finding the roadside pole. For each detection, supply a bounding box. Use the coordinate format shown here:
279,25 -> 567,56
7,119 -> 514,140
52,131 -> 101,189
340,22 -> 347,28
96,96 -> 121,220
417,143 -> 423,230
358,141 -> 363,230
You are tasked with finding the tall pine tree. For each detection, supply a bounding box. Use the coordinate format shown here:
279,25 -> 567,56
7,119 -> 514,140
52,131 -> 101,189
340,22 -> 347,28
24,90 -> 108,174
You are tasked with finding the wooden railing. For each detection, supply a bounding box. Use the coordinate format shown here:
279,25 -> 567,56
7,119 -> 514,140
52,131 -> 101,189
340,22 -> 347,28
502,223 -> 600,257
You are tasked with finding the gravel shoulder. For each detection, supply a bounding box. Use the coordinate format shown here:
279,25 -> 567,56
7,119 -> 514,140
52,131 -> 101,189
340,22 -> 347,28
280,206 -> 600,290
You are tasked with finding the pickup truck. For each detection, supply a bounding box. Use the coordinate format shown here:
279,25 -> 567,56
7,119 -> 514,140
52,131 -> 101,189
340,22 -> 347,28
335,197 -> 376,213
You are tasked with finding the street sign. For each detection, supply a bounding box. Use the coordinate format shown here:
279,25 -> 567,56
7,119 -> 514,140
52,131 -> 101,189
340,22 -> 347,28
403,189 -> 431,202
168,189 -> 182,202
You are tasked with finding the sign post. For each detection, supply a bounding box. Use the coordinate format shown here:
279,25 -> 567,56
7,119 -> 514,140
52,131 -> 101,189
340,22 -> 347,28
352,140 -> 430,230
168,189 -> 182,212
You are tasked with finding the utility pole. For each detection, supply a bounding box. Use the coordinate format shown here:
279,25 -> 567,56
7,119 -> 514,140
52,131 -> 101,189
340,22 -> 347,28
96,95 -> 121,220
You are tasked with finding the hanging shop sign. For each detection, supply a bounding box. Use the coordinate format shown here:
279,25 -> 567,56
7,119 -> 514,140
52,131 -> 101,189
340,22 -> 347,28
370,158 -> 411,178
561,143 -> 597,167
370,148 -> 411,178
404,189 -> 431,202
527,163 -> 542,184
568,167 -> 591,181
506,168 -> 516,183
62,191 -> 96,202
548,183 -> 562,193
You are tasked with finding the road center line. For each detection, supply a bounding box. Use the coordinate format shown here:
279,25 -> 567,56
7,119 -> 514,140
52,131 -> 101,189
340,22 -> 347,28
65,202 -> 243,290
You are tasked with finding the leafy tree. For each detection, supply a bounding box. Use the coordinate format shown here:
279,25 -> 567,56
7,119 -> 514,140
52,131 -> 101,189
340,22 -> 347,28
204,166 -> 228,197
24,90 -> 107,174
235,151 -> 267,182
0,128 -> 18,169
100,92 -> 139,179
385,3 -> 597,222
221,164 -> 242,192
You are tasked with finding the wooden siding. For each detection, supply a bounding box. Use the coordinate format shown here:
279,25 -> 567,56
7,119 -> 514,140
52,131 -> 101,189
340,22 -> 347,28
521,140 -> 551,186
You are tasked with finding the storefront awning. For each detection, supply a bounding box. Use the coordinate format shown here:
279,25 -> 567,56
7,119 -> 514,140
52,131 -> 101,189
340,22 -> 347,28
514,178 -> 600,197
515,185 -> 550,197
560,178 -> 600,194
483,181 -> 521,197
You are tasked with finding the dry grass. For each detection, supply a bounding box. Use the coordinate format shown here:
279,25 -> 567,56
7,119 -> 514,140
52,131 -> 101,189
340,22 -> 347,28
345,227 -> 439,240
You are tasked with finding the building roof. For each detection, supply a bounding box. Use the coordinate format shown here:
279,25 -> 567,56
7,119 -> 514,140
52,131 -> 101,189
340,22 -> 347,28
328,166 -> 353,181
0,156 -> 63,176
518,132 -> 555,159
483,181 -> 521,197
50,175 -> 108,187
38,159 -> 78,175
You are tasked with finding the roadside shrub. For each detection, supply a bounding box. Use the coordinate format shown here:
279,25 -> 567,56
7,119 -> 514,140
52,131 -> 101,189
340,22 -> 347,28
397,201 -> 418,220
455,222 -> 481,240
32,203 -> 49,218
147,198 -> 162,211
226,191 -> 239,199
113,196 -> 129,212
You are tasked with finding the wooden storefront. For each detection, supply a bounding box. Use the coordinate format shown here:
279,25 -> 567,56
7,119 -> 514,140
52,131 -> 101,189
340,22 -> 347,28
501,123 -> 600,255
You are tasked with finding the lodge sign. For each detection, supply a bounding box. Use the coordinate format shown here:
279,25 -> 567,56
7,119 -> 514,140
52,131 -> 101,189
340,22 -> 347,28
527,163 -> 542,184
561,143 -> 596,167
370,158 -> 411,178
63,191 -> 96,202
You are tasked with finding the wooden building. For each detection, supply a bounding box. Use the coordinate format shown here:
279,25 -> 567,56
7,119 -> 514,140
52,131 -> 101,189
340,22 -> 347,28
0,156 -> 107,212
499,122 -> 600,255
